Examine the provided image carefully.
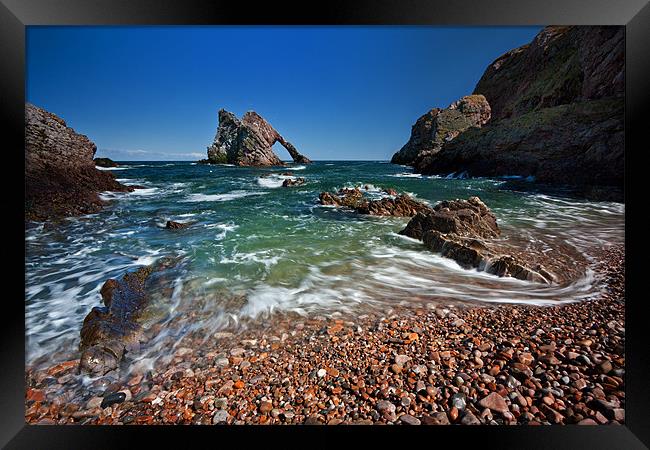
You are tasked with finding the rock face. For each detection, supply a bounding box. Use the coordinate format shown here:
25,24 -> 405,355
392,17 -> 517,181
94,157 -> 119,168
319,187 -> 431,217
416,98 -> 623,188
206,109 -> 311,166
79,258 -> 180,375
473,26 -> 623,122
414,26 -> 624,200
25,103 -> 132,221
391,95 -> 491,166
399,197 -> 555,283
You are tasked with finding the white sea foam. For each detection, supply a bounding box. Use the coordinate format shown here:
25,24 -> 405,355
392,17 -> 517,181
256,174 -> 294,188
390,172 -> 422,178
99,187 -> 161,201
205,222 -> 239,239
96,166 -> 131,171
182,191 -> 268,202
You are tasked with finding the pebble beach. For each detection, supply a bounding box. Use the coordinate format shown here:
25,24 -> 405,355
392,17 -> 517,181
26,246 -> 624,425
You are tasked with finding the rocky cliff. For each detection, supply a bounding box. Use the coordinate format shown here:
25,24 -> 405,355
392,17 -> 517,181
391,95 -> 491,166
206,109 -> 311,166
25,103 -> 132,221
413,26 -> 624,201
473,26 -> 623,121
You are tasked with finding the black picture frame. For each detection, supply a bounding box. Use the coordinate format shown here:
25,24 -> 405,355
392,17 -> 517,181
4,0 -> 648,448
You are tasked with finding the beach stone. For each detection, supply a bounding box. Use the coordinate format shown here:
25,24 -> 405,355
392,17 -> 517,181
260,400 -> 273,414
395,355 -> 410,365
230,347 -> 245,357
539,354 -> 561,365
377,400 -> 397,421
304,415 -> 324,425
577,418 -> 598,425
451,393 -> 467,410
100,392 -> 126,408
461,411 -> 481,425
212,409 -> 230,424
598,360 -> 613,374
479,392 -> 509,413
400,414 -> 421,425
86,396 -> 103,410
421,412 -> 451,425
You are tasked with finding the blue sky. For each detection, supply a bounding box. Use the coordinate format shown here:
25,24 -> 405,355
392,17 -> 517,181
26,26 -> 542,161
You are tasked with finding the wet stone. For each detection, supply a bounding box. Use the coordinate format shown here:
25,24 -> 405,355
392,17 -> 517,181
101,392 -> 126,409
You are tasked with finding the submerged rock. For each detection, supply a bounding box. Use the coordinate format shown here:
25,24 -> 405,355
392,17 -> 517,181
25,103 -> 133,221
94,157 -> 119,168
391,94 -> 491,166
79,257 -> 182,375
205,109 -> 311,166
400,197 -> 554,283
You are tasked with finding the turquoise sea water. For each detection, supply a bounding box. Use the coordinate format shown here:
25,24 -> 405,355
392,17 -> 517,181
25,161 -> 624,366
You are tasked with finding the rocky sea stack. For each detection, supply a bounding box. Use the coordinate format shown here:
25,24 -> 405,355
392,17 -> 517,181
393,26 -> 624,201
204,109 -> 311,166
25,103 -> 133,221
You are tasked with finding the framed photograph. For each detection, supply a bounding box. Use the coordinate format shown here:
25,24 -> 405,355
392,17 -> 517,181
4,0 -> 648,447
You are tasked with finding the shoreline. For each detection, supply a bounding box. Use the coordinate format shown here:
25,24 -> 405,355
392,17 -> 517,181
25,245 -> 624,425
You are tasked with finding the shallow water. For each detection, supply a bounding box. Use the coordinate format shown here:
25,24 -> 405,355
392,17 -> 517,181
25,161 -> 624,367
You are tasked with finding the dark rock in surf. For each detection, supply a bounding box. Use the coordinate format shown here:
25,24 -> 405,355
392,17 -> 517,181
282,177 -> 306,187
166,220 -> 191,230
399,196 -> 554,283
355,195 -> 432,217
319,188 -> 365,209
205,109 -> 311,166
399,196 -> 499,241
94,157 -> 119,168
319,187 -> 431,217
79,257 -> 181,375
25,103 -> 133,221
